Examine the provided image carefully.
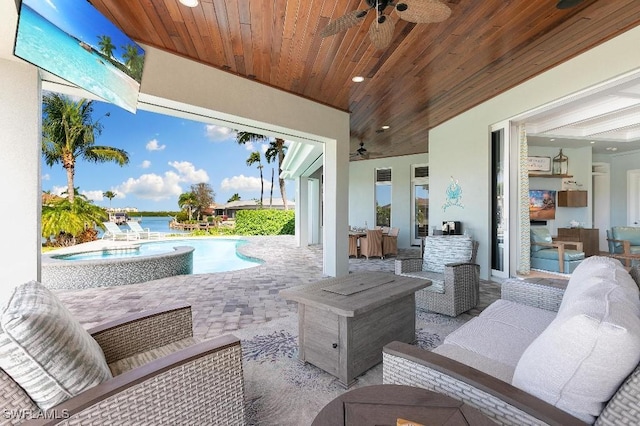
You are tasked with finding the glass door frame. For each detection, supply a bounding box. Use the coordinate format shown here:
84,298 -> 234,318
411,164 -> 429,246
491,122 -> 510,279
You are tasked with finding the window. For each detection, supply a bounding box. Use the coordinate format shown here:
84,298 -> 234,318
411,165 -> 429,244
375,168 -> 392,227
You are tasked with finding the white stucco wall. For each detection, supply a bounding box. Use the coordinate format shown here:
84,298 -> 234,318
0,58 -> 42,290
429,25 -> 640,279
349,153 -> 429,248
609,150 -> 640,226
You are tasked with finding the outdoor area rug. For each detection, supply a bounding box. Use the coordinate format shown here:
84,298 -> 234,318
233,310 -> 475,425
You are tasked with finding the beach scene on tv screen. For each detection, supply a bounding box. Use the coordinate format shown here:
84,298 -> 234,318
14,0 -> 145,113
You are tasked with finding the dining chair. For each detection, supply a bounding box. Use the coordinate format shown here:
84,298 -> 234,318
348,234 -> 359,257
383,227 -> 399,257
359,229 -> 384,259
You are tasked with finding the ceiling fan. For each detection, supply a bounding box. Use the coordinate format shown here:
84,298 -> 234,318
320,0 -> 452,50
350,141 -> 382,160
556,0 -> 585,9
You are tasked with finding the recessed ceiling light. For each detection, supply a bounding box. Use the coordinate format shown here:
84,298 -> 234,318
179,0 -> 199,7
550,138 -> 556,142
352,76 -> 365,83
381,125 -> 390,130
611,147 -> 618,151
590,141 -> 595,144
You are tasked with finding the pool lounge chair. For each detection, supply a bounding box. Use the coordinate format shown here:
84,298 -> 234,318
101,221 -> 139,241
127,220 -> 162,239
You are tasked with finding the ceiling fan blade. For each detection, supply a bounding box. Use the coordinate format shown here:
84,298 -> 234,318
320,10 -> 368,38
395,0 -> 451,24
369,15 -> 395,50
556,0 -> 585,9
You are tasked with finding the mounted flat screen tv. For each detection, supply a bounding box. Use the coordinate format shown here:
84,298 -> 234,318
13,0 -> 145,113
529,189 -> 556,221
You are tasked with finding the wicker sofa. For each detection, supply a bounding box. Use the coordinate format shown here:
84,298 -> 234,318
0,281 -> 245,426
395,235 -> 479,316
383,257 -> 640,426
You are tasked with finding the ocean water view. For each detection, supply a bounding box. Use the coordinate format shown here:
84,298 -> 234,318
15,3 -> 140,112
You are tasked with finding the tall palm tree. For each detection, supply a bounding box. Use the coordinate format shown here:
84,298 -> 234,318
246,151 -> 264,206
235,131 -> 289,209
97,35 -> 115,60
265,141 -> 288,209
42,93 -> 129,204
227,193 -> 241,202
103,190 -> 116,209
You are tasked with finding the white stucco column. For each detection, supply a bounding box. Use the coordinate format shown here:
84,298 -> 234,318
296,177 -> 309,247
323,138 -> 349,277
0,59 -> 41,290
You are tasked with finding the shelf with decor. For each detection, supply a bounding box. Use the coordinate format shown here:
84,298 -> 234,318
528,173 -> 573,178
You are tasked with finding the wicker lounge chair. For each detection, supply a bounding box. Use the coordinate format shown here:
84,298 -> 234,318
0,282 -> 245,425
395,235 -> 479,316
126,220 -> 162,239
101,221 -> 139,241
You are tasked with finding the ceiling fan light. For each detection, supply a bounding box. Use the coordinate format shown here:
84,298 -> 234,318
396,0 -> 451,24
369,16 -> 395,50
179,0 -> 199,7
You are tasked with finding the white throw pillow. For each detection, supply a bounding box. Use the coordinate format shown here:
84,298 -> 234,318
0,281 -> 112,410
512,280 -> 640,423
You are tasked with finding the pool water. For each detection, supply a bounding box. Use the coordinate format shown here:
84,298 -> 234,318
56,239 -> 261,274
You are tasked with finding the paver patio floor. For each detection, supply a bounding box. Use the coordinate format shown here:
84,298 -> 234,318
54,235 -> 501,340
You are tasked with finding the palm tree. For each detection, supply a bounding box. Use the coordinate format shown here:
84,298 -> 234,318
178,191 -> 197,221
103,190 -> 116,209
42,193 -> 108,245
246,151 -> 264,206
264,139 -> 288,209
227,193 -> 241,202
97,35 -> 115,60
121,44 -> 144,82
42,93 -> 129,204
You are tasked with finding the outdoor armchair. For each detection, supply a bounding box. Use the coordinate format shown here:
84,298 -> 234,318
395,235 -> 479,316
101,221 -> 139,241
0,282 -> 245,425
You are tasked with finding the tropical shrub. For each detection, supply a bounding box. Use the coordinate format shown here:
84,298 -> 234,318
234,210 -> 294,235
42,196 -> 107,246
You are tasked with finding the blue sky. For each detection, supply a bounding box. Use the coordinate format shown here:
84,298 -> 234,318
41,97 -> 294,212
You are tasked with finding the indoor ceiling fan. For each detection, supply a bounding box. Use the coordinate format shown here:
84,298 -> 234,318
320,0 -> 452,50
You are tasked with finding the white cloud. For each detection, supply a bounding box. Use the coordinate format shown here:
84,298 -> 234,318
113,161 -> 208,202
146,138 -> 166,151
243,141 -> 255,151
261,144 -> 269,154
168,161 -> 209,183
140,160 -> 151,169
51,185 -> 67,196
220,174 -> 271,192
81,190 -> 104,202
115,171 -> 183,201
42,174 -> 50,181
205,125 -> 234,142
45,0 -> 57,11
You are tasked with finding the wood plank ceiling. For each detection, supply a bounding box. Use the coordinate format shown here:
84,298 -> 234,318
89,0 -> 640,159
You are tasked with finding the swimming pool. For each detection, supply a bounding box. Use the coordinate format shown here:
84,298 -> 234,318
54,238 -> 262,274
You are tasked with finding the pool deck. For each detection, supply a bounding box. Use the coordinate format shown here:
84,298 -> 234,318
52,235 -> 501,340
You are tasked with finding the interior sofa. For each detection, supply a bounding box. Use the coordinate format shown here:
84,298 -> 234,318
0,281 -> 245,425
395,235 -> 479,316
384,256 -> 640,425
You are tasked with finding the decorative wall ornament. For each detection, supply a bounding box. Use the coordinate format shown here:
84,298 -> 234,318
442,176 -> 464,211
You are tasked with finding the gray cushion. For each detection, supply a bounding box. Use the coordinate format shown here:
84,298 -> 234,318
531,248 -> 585,261
433,343 -> 515,383
442,300 -> 555,369
398,270 -> 444,293
109,337 -> 201,375
422,235 -> 473,273
0,281 -> 112,410
512,258 -> 640,424
530,227 -> 552,252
